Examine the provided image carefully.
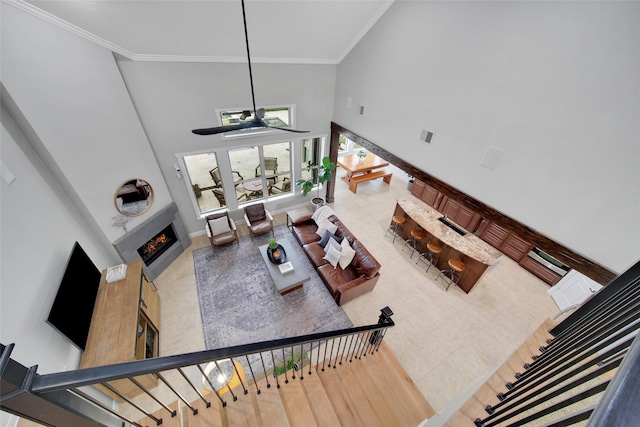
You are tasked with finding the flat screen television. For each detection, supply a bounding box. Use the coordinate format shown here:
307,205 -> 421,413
46,242 -> 102,351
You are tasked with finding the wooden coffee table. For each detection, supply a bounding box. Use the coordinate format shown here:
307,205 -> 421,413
258,242 -> 310,295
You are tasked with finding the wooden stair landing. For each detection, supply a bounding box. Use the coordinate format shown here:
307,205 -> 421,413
139,342 -> 435,427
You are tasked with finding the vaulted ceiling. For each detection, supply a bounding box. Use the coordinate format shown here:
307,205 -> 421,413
18,0 -> 394,63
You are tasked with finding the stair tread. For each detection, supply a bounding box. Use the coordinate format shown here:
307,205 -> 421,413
220,390 -> 259,427
317,363 -> 365,427
137,339 -> 436,427
349,352 -> 414,426
277,376 -> 318,426
373,342 -> 437,420
301,369 -> 343,426
183,398 -> 223,427
334,360 -> 386,427
252,378 -> 291,427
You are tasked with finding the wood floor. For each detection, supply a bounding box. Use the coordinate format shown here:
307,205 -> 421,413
136,342 -> 436,427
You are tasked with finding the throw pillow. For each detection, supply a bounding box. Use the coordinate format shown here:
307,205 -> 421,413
324,236 -> 342,254
323,244 -> 342,268
318,230 -> 335,248
319,230 -> 344,249
245,204 -> 266,222
311,205 -> 330,223
209,217 -> 231,235
316,217 -> 338,237
338,238 -> 357,269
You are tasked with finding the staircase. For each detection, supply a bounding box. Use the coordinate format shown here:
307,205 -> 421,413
137,342 -> 435,427
1,308 -> 438,427
441,256 -> 640,427
443,319 -> 558,426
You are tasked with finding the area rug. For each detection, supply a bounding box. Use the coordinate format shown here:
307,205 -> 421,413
193,225 -> 353,354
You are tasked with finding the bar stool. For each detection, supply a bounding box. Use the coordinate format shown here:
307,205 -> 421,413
437,258 -> 465,291
416,240 -> 443,273
403,227 -> 426,258
386,215 -> 406,243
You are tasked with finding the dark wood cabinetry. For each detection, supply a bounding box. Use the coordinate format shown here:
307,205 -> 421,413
393,201 -> 500,293
411,180 -> 445,209
481,221 -> 562,284
410,179 -> 426,198
408,179 -> 585,287
480,222 -> 508,247
440,197 -> 481,230
502,234 -> 533,262
481,222 -> 532,262
421,184 -> 444,209
520,257 -> 563,285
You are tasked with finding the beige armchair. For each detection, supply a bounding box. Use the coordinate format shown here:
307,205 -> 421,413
243,203 -> 274,240
205,212 -> 238,249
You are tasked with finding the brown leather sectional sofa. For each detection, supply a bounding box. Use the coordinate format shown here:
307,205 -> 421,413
289,208 -> 381,306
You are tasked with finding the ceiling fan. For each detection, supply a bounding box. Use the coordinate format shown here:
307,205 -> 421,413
192,0 -> 309,136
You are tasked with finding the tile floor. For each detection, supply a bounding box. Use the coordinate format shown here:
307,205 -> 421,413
153,162 -> 560,415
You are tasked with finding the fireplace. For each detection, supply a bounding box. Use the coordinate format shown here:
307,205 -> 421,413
137,225 -> 178,266
113,202 -> 191,280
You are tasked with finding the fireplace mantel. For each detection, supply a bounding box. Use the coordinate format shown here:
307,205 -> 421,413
113,202 -> 190,280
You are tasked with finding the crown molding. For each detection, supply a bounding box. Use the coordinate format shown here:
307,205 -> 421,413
4,0 -> 340,65
132,54 -> 338,65
4,0 -> 136,59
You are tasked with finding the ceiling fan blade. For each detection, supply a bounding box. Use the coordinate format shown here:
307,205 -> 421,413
193,2 -> 309,137
192,121 -> 264,135
265,125 -> 310,133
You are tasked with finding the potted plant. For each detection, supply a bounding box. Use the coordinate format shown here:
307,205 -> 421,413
357,149 -> 367,162
267,238 -> 286,264
296,156 -> 336,209
407,174 -> 415,191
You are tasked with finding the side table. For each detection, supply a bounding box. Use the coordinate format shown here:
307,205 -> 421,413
286,206 -> 313,228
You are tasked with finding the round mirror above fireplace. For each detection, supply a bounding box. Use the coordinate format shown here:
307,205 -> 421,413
115,179 -> 154,217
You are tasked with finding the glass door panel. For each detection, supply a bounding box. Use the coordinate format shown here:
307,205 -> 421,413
183,152 -> 224,213
229,147 -> 263,202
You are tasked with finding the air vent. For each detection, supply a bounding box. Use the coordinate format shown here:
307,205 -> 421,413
481,146 -> 505,170
420,130 -> 433,144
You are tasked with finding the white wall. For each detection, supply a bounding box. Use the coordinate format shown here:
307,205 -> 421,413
1,3 -> 172,243
333,1 -> 640,273
0,106 -> 115,373
116,60 -> 337,232
0,2 -> 178,406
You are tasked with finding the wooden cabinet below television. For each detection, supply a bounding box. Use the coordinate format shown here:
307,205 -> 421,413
80,259 -> 160,400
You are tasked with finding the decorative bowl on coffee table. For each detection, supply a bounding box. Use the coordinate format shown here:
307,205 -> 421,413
267,244 -> 287,264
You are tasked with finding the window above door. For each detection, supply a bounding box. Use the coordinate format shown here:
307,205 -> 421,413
216,105 -> 295,140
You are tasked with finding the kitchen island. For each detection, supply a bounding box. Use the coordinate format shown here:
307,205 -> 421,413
393,198 -> 502,293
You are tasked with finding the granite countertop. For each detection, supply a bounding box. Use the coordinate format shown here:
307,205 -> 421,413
397,198 -> 502,265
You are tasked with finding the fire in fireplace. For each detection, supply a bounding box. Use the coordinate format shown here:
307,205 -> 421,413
138,225 -> 177,266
